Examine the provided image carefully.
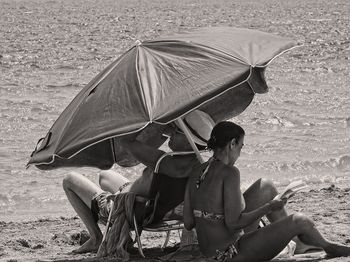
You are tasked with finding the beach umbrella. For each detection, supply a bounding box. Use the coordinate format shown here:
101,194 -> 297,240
27,27 -> 296,170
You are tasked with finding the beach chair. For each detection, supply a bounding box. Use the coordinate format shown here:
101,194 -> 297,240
99,191 -> 184,258
101,151 -> 202,258
131,151 -> 194,257
132,212 -> 184,257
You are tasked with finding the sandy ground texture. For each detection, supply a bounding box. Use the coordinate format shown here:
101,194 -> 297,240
1,184 -> 350,262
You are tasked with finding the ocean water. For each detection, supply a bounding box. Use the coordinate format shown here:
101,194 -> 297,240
0,0 -> 349,222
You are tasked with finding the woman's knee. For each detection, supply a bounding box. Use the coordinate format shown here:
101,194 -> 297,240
244,178 -> 278,207
99,170 -> 128,188
259,178 -> 278,198
291,213 -> 314,230
98,170 -> 113,187
62,171 -> 84,190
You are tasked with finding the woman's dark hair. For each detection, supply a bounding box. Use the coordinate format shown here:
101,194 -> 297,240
207,121 -> 245,150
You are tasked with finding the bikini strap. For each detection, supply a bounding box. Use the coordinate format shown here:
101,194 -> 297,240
196,157 -> 215,189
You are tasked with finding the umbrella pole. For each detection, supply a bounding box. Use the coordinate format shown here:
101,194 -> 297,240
176,118 -> 204,164
176,117 -> 203,246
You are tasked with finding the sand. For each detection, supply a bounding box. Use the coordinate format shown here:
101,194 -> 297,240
1,184 -> 350,261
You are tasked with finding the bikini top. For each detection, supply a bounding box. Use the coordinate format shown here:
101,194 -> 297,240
196,157 -> 218,189
193,158 -> 225,220
193,157 -> 246,220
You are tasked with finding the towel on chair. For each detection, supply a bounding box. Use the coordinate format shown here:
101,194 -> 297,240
97,192 -> 135,260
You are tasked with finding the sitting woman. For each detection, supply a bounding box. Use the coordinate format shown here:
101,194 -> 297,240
184,121 -> 350,261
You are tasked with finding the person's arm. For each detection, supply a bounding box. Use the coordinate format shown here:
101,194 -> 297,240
224,167 -> 285,233
157,154 -> 197,178
119,125 -> 168,169
184,180 -> 195,230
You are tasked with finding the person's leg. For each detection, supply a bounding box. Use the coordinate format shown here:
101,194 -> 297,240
232,213 -> 350,262
243,178 -> 286,232
98,170 -> 129,193
62,171 -> 104,253
243,178 -> 322,253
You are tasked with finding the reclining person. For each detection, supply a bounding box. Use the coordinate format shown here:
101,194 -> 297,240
62,110 -> 214,254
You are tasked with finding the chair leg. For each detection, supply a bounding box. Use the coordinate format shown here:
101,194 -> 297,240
162,231 -> 171,250
133,215 -> 145,258
177,229 -> 182,239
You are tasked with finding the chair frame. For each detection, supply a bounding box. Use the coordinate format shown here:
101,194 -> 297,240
132,215 -> 184,258
131,151 -> 201,257
102,151 -> 205,258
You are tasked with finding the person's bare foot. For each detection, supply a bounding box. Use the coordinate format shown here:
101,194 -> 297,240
294,242 -> 323,254
324,243 -> 350,258
71,238 -> 102,254
294,238 -> 322,254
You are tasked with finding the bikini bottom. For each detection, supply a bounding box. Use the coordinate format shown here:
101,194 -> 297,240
193,209 -> 224,220
192,209 -> 240,261
212,241 -> 239,261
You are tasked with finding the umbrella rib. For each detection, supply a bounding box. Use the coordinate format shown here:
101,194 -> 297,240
192,42 -> 249,65
110,139 -> 117,163
256,45 -> 300,67
246,67 -> 256,94
150,40 -> 249,66
152,68 -> 253,126
27,123 -> 153,167
64,124 -> 151,159
51,47 -> 137,156
135,45 -> 153,121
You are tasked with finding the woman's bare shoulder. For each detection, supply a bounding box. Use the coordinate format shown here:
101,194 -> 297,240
221,164 -> 240,182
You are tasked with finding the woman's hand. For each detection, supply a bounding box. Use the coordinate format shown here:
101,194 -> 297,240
119,124 -> 170,147
268,198 -> 287,211
106,193 -> 116,202
119,131 -> 140,144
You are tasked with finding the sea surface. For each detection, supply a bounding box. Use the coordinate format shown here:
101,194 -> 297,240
0,0 -> 349,222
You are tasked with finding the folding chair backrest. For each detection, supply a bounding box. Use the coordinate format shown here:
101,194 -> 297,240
146,151 -> 198,223
132,150 -> 209,257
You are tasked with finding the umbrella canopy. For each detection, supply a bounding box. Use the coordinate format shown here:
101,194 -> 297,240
27,27 -> 296,170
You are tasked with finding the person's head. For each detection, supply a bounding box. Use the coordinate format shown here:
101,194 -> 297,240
168,110 -> 215,152
207,121 -> 245,164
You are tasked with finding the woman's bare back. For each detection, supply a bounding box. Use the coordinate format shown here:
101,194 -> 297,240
188,159 -> 245,256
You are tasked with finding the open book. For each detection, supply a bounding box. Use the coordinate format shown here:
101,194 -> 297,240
275,180 -> 308,200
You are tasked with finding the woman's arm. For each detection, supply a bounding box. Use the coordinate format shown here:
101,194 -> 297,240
119,125 -> 168,169
120,138 -> 165,169
184,181 -> 195,230
224,167 -> 284,232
